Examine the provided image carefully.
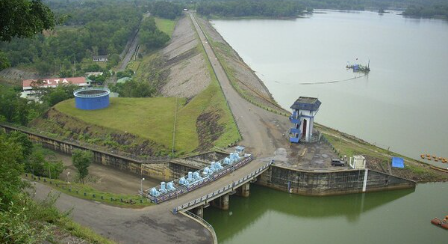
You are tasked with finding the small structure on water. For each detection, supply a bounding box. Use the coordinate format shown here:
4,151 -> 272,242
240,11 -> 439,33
289,97 -> 321,143
346,60 -> 370,73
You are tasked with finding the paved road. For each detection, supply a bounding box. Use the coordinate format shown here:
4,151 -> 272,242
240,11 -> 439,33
32,13 -> 294,244
119,31 -> 139,71
31,155 -> 271,244
118,13 -> 150,71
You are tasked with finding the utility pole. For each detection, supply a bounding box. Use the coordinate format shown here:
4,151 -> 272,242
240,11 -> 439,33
171,97 -> 178,156
141,178 -> 145,198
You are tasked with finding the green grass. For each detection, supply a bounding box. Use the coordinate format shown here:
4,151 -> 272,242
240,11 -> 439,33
53,17 -> 241,156
154,17 -> 176,37
56,97 -> 181,151
25,174 -> 153,208
55,64 -> 240,155
319,126 -> 392,161
192,32 -> 241,148
60,219 -> 117,244
198,18 -> 288,116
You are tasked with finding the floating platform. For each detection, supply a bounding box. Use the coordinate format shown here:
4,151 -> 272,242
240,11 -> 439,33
346,64 -> 370,73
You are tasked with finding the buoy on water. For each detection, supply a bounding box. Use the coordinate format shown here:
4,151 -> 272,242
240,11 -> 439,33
432,217 -> 448,230
432,218 -> 442,225
421,154 -> 447,163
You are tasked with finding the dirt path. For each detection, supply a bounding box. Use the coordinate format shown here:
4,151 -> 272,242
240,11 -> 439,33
53,152 -> 159,195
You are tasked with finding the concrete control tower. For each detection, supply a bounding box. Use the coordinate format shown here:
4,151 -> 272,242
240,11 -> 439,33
289,97 -> 321,143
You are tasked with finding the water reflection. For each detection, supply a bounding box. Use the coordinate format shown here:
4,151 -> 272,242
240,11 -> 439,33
204,185 -> 414,242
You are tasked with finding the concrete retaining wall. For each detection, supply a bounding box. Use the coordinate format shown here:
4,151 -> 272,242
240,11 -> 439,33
257,165 -> 415,196
0,124 -> 176,182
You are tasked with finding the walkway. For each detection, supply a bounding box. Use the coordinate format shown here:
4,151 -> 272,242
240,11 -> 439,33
189,13 -> 291,157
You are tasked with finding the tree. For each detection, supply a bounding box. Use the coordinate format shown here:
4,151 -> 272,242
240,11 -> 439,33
8,131 -> 33,159
26,149 -> 46,177
72,149 -> 93,183
0,52 -> 10,71
0,0 -> 56,42
45,88 -> 69,107
0,133 -> 25,208
110,79 -> 154,97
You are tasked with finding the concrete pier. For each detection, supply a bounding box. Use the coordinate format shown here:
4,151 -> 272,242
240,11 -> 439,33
211,194 -> 230,210
236,183 -> 250,197
194,205 -> 204,218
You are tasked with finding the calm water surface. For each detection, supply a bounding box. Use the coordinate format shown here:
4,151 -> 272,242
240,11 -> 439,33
205,184 -> 448,244
206,11 -> 448,243
211,11 -> 448,164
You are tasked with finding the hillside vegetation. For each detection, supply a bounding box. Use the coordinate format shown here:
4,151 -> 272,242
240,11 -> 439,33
34,78 -> 239,156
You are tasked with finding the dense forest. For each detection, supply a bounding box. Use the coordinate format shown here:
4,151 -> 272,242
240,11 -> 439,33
0,0 -> 144,75
150,1 -> 183,19
197,0 -> 306,17
196,0 -> 448,17
139,17 -> 171,50
403,4 -> 448,18
0,84 -> 78,125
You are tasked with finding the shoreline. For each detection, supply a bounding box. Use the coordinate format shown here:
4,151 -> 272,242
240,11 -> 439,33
197,14 -> 448,183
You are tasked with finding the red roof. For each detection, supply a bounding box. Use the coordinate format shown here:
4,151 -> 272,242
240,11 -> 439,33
23,77 -> 87,89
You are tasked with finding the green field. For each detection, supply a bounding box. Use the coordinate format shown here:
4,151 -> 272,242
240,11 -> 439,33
55,80 -> 240,155
154,17 -> 176,37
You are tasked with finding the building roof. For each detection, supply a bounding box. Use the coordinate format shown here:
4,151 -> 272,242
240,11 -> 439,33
290,96 -> 321,111
23,77 -> 87,90
117,77 -> 131,84
85,72 -> 103,77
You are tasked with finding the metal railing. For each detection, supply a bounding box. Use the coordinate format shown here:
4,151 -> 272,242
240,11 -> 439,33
172,160 -> 272,212
182,211 -> 218,244
149,156 -> 254,204
73,87 -> 111,98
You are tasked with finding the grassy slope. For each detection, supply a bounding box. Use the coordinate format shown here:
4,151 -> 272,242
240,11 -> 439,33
56,97 -> 181,151
55,73 -> 240,155
53,16 -> 240,155
154,17 -> 176,37
127,18 -> 176,75
316,124 -> 448,181
197,17 -> 288,116
176,45 -> 241,150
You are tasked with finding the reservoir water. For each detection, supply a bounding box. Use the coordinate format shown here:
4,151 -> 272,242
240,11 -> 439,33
211,10 -> 448,165
205,184 -> 448,244
205,11 -> 448,243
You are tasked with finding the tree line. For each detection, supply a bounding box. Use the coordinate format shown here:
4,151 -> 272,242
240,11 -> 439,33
197,0 -> 306,18
0,84 -> 78,126
0,129 -> 96,243
139,17 -> 171,50
0,0 -> 142,75
403,4 -> 448,18
150,1 -> 183,20
196,0 -> 448,17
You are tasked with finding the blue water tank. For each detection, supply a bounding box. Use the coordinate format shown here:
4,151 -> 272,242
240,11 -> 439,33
74,88 -> 110,110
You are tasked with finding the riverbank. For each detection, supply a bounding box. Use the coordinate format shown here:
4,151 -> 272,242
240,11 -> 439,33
195,13 -> 448,183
